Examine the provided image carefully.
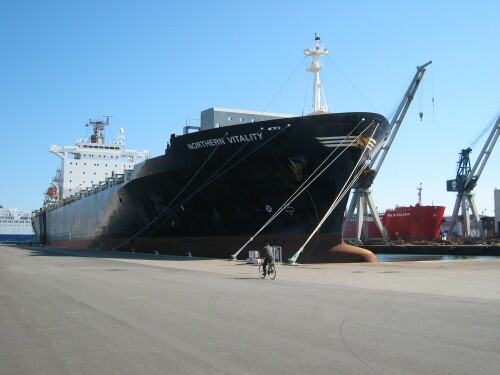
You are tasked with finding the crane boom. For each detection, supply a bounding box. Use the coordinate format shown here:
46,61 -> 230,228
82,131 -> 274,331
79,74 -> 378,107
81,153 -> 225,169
466,115 -> 500,189
343,61 -> 432,243
371,61 -> 432,176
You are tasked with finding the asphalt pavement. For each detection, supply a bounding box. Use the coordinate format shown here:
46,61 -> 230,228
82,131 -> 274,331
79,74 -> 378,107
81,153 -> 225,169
1,244 -> 499,375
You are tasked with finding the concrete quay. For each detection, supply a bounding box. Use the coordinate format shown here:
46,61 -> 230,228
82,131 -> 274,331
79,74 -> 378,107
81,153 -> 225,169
1,244 -> 499,374
365,243 -> 500,257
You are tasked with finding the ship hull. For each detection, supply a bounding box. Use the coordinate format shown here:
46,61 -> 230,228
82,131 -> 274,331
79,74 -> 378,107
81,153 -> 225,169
344,206 -> 446,243
382,205 -> 446,242
33,113 -> 390,262
0,234 -> 38,243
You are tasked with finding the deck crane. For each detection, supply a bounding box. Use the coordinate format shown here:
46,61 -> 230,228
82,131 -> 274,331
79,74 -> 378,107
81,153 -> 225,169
446,114 -> 500,239
342,61 -> 432,244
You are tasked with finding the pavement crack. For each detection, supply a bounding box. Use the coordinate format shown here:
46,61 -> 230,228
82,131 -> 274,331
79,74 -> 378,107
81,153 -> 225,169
339,311 -> 380,375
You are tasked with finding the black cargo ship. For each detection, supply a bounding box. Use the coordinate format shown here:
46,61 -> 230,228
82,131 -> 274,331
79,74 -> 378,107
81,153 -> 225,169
32,35 -> 390,262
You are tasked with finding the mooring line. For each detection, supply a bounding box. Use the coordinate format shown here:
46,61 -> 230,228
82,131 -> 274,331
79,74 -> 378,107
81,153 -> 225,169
232,118 -> 373,259
289,123 -> 383,262
115,125 -> 290,251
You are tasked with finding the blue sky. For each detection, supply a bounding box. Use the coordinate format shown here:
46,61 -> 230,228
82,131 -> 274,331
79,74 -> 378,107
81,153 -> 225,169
1,0 -> 499,218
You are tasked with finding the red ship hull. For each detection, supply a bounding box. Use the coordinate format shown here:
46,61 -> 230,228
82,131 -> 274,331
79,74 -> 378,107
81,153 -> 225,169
382,205 -> 445,242
344,205 -> 446,242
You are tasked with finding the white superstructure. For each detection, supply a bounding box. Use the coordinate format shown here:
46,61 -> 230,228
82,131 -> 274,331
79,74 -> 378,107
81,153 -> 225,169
45,118 -> 149,204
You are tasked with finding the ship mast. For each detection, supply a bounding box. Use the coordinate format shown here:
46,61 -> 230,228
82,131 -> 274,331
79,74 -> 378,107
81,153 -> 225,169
86,117 -> 110,144
304,33 -> 329,114
417,183 -> 423,205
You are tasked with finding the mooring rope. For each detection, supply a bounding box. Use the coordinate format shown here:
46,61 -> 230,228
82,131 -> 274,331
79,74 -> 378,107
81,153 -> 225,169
231,118 -> 373,259
114,124 -> 291,251
112,133 -> 228,250
289,123 -> 384,262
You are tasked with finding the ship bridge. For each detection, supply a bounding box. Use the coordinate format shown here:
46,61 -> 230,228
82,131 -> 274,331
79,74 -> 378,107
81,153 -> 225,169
48,121 -> 149,200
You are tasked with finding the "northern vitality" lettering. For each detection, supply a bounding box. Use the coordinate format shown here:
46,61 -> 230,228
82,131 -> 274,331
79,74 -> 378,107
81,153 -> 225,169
187,132 -> 262,150
227,133 -> 262,143
187,138 -> 226,150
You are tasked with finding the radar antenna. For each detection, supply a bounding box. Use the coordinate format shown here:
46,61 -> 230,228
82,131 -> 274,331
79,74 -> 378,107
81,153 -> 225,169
86,116 -> 112,144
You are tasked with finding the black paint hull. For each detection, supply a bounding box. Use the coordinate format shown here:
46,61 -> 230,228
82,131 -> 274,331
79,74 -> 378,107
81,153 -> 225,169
33,112 -> 390,262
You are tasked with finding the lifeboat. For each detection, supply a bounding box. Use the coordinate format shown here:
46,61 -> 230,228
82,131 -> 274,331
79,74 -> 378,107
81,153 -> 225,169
46,187 -> 57,196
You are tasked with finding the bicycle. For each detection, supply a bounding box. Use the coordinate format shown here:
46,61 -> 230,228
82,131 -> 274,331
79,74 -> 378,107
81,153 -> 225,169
259,260 -> 276,280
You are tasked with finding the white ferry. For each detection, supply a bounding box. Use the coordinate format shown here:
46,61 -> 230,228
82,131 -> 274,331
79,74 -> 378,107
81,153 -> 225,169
0,205 -> 38,243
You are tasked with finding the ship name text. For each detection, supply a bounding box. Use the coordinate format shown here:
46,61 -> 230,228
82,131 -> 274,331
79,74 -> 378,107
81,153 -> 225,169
386,212 -> 411,218
187,132 -> 263,150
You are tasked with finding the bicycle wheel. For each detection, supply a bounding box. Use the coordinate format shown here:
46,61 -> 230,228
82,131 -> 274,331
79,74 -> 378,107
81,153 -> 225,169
259,264 -> 266,279
268,264 -> 276,280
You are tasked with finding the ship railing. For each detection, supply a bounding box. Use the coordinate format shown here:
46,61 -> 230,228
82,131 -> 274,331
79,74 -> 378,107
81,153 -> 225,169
104,177 -> 116,188
40,172 -> 129,211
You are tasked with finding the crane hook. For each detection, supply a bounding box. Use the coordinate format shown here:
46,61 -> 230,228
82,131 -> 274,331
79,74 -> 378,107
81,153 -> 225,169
419,112 -> 423,121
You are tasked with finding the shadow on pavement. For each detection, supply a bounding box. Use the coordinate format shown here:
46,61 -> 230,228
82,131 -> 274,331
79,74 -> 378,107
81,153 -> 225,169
14,244 -> 212,262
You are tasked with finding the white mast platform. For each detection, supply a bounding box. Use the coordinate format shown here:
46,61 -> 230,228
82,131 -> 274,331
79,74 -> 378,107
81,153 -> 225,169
304,33 -> 329,114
